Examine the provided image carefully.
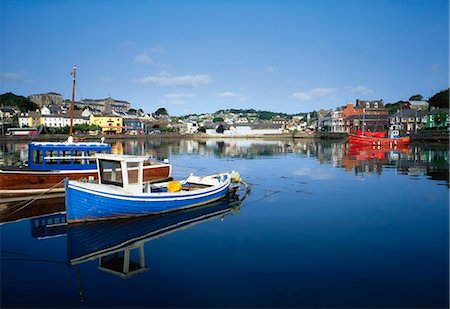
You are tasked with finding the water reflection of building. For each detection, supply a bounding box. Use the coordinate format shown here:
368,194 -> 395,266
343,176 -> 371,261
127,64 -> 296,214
341,144 -> 449,186
342,145 -> 391,176
391,147 -> 449,184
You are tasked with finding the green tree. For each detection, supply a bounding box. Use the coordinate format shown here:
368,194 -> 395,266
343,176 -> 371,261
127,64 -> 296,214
0,92 -> 39,112
160,126 -> 176,132
409,94 -> 423,101
434,112 -> 448,128
155,107 -> 168,116
385,101 -> 405,115
429,89 -> 449,109
213,117 -> 224,122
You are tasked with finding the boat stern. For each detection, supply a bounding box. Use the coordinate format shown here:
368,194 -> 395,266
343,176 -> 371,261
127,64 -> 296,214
64,178 -> 73,222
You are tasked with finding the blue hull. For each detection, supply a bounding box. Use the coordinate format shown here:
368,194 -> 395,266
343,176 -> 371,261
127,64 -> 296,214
65,179 -> 231,223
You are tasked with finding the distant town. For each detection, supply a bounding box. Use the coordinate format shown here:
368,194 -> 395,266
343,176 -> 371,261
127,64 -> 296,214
0,89 -> 448,137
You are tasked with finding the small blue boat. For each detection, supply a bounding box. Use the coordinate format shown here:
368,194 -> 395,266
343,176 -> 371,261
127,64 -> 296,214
65,154 -> 243,223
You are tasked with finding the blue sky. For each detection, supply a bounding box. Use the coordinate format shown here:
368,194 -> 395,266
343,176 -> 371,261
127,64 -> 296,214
1,0 -> 448,116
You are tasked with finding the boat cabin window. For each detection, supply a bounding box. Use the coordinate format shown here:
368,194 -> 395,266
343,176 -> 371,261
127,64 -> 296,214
60,150 -> 72,164
99,160 -> 123,187
127,162 -> 140,184
87,150 -> 98,164
46,150 -> 58,165
32,150 -> 43,164
74,150 -> 84,164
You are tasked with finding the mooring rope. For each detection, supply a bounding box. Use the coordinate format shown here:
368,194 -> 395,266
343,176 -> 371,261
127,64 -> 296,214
1,178 -> 66,220
168,162 -> 206,174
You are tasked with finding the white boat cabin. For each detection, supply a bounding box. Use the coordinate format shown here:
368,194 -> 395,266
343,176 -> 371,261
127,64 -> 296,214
95,154 -> 146,194
94,154 -> 229,196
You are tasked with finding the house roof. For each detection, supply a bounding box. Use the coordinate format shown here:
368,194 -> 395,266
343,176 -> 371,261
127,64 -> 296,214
429,108 -> 449,115
345,114 -> 389,121
389,109 -> 418,118
389,108 -> 449,118
0,106 -> 19,113
407,100 -> 428,106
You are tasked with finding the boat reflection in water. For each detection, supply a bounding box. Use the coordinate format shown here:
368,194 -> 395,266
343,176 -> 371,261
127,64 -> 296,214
0,196 -> 66,226
343,144 -> 411,177
66,192 -> 246,279
2,191 -> 246,279
347,144 -> 410,161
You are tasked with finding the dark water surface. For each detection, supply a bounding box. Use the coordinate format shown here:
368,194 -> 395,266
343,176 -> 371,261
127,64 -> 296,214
1,138 -> 448,308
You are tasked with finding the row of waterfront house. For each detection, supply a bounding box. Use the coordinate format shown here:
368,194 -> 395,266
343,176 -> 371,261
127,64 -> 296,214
0,92 -> 448,136
317,99 -> 448,134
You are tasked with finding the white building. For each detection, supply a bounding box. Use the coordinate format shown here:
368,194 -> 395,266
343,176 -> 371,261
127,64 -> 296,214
42,113 -> 89,128
331,110 -> 344,132
19,110 -> 89,128
206,123 -> 283,136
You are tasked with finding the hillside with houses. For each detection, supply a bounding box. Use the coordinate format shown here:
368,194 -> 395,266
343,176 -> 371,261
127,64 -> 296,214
0,89 -> 448,137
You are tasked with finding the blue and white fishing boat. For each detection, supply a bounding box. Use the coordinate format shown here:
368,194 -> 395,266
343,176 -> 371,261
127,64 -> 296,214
65,154 -> 244,223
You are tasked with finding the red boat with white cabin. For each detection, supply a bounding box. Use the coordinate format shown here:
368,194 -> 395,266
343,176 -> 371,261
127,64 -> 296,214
348,128 -> 410,147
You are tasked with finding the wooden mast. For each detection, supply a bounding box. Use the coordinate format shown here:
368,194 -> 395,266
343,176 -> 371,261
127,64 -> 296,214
69,65 -> 77,140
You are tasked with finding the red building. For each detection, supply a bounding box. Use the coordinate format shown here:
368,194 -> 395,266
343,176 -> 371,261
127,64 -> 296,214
343,100 -> 389,133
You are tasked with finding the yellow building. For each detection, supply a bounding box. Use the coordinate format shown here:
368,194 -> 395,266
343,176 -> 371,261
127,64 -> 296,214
90,115 -> 123,134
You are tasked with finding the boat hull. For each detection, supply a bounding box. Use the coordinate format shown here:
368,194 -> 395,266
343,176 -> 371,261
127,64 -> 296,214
0,163 -> 172,200
348,134 -> 410,147
65,177 -> 231,223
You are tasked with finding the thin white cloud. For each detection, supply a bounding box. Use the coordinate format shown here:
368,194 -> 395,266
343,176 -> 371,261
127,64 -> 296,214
290,88 -> 336,101
134,74 -> 212,87
162,93 -> 196,105
216,91 -> 250,102
0,71 -> 28,82
291,167 -> 336,180
351,85 -> 373,95
165,93 -> 196,99
217,92 -> 240,98
243,66 -> 278,74
157,71 -> 171,77
134,53 -> 154,65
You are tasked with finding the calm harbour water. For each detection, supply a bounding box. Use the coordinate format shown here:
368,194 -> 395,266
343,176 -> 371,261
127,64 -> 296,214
1,138 -> 448,308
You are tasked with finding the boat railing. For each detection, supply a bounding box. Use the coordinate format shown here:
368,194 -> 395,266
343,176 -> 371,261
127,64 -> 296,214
43,155 -> 98,160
